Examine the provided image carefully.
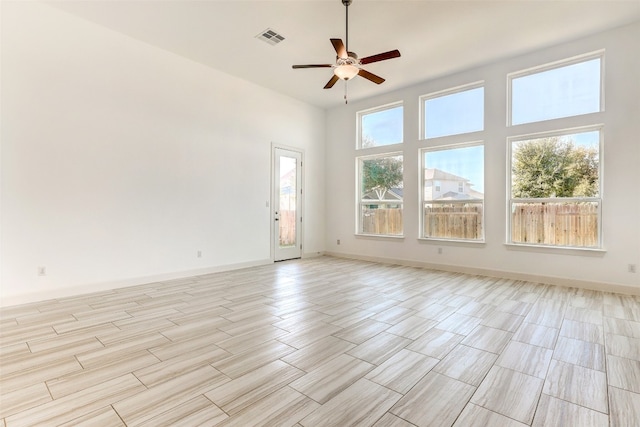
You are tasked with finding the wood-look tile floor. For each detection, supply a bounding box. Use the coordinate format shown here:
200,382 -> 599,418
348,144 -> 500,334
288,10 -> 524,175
1,256 -> 640,427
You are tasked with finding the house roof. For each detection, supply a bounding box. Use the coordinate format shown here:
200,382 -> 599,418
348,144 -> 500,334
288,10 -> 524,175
425,168 -> 470,183
362,187 -> 402,201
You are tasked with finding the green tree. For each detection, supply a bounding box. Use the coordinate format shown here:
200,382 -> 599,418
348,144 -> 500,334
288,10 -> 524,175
362,156 -> 403,200
512,136 -> 599,198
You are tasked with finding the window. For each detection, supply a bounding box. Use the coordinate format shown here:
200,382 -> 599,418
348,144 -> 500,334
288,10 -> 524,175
509,54 -> 602,126
421,144 -> 484,241
508,128 -> 601,248
421,83 -> 484,139
358,103 -> 403,148
357,154 -> 403,236
507,51 -> 604,249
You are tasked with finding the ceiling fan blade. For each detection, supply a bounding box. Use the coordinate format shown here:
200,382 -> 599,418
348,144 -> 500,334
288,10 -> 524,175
330,38 -> 347,58
324,74 -> 340,89
360,49 -> 401,65
292,64 -> 333,69
358,69 -> 385,85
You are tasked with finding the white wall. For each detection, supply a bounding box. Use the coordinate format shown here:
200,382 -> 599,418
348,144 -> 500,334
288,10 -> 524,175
1,2 -> 326,305
326,22 -> 640,294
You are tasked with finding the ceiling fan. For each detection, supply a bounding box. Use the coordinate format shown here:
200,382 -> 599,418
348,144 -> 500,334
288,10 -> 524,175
292,0 -> 401,91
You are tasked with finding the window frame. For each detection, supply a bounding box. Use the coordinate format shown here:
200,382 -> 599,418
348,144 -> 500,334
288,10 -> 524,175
419,81 -> 485,140
506,125 -> 603,249
419,141 -> 485,243
356,151 -> 404,237
356,101 -> 404,150
507,50 -> 605,127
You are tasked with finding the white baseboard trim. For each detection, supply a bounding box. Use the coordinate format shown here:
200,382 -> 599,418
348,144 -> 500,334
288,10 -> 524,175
303,251 -> 325,259
0,258 -> 273,307
324,251 -> 640,296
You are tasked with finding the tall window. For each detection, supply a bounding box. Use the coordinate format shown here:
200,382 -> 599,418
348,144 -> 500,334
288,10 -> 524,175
421,83 -> 484,139
358,103 -> 403,149
419,82 -> 485,241
509,129 -> 601,248
421,144 -> 484,241
507,51 -> 604,249
357,154 -> 403,236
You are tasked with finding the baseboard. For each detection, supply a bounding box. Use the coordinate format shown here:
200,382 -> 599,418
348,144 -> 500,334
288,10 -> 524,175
0,258 -> 273,307
324,251 -> 640,297
303,251 -> 325,259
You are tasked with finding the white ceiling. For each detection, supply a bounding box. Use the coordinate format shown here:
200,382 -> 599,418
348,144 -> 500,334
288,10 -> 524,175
46,0 -> 640,109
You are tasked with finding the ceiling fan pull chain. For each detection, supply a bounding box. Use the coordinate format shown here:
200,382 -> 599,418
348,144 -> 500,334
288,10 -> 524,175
344,82 -> 348,104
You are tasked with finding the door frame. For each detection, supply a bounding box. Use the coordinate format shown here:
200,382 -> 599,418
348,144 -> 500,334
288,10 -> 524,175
271,143 -> 304,262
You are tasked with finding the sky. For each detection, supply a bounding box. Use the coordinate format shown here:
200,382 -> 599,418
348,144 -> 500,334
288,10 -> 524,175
361,105 -> 403,147
511,57 -> 601,125
360,56 -> 600,196
424,87 -> 484,139
425,145 -> 485,193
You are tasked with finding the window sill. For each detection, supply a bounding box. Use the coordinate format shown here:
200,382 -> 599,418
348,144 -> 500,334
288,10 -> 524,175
504,243 -> 606,256
418,237 -> 485,246
355,233 -> 405,240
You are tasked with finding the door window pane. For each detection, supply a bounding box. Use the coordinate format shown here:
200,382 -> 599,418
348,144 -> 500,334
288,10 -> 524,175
279,156 -> 296,247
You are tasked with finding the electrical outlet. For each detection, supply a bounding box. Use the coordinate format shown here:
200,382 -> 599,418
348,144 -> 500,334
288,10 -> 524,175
337,239 -> 341,245
629,264 -> 637,273
197,250 -> 202,258
437,247 -> 443,254
37,266 -> 46,276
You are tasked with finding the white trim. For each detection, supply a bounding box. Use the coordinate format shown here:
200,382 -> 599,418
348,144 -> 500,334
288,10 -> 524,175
324,252 -> 640,297
302,251 -> 325,259
0,258 -> 273,307
417,237 -> 486,245
504,243 -> 606,254
355,234 -> 405,240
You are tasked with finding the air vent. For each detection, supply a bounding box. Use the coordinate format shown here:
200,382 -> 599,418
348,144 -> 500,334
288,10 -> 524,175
256,28 -> 285,46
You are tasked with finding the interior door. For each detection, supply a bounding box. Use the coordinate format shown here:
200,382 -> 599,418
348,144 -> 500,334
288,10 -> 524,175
273,147 -> 302,261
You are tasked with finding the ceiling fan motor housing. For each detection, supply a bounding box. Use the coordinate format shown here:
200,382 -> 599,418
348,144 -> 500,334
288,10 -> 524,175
291,0 -> 400,90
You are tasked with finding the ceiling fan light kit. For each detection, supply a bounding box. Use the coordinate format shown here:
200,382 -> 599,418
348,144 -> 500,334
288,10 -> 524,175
292,0 -> 401,99
334,63 -> 359,80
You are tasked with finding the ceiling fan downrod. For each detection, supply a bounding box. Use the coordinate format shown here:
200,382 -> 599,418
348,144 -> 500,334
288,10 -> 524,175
343,0 -> 352,52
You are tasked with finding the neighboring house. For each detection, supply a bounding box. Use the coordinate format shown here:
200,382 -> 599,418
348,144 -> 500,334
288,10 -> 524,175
362,187 -> 402,208
424,168 -> 483,201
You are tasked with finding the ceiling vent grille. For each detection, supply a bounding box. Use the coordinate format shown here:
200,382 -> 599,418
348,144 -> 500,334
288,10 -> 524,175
256,28 -> 285,46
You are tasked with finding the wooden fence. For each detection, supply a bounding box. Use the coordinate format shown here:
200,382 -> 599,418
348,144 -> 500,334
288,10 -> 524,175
279,210 -> 296,246
424,203 -> 483,239
511,202 -> 598,247
361,202 -> 597,246
361,208 -> 403,235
